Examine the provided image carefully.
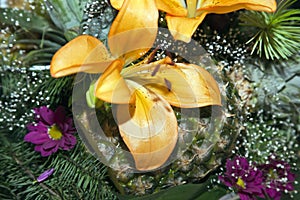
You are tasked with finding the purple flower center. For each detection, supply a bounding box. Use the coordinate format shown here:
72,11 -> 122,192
48,124 -> 62,140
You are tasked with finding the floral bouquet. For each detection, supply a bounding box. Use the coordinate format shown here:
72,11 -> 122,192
0,0 -> 299,199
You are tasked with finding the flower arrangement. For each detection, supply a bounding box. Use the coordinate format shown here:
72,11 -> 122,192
0,0 -> 299,199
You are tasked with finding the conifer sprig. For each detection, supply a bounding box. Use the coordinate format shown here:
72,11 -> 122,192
240,0 -> 300,60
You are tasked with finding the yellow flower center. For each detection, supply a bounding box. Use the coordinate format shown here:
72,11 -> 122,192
236,177 -> 246,189
269,169 -> 278,179
48,125 -> 63,140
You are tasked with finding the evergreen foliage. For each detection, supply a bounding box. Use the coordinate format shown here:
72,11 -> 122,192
0,136 -> 117,199
240,0 -> 300,60
0,1 -> 118,199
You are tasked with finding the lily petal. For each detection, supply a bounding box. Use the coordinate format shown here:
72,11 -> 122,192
95,59 -> 133,104
123,61 -> 221,108
50,35 -> 113,77
116,87 -> 178,171
110,0 -> 125,10
155,0 -> 187,16
199,0 -> 277,13
108,0 -> 158,63
165,14 -> 207,42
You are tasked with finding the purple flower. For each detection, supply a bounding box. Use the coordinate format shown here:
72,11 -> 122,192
24,106 -> 76,156
219,156 -> 264,200
258,156 -> 296,200
37,168 -> 55,182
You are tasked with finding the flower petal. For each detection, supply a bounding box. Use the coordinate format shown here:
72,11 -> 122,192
37,168 -> 55,182
95,59 -> 133,104
61,134 -> 77,150
155,0 -> 187,16
35,142 -> 58,156
108,0 -> 158,63
165,14 -> 207,42
50,35 -> 113,77
199,0 -> 277,13
123,61 -> 221,108
43,140 -> 59,151
34,145 -> 43,153
116,87 -> 178,171
110,0 -> 124,10
34,106 -> 55,125
24,132 -> 49,144
239,193 -> 254,200
26,123 -> 36,131
27,123 -> 47,132
39,141 -> 59,156
53,106 -> 66,123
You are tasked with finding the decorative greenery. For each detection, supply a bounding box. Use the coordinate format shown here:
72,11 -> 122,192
242,56 -> 300,127
0,67 -> 115,199
0,0 -> 299,199
0,1 -> 117,199
44,0 -> 88,36
0,137 -> 117,200
81,0 -> 116,40
0,7 -> 67,66
0,66 -> 73,139
240,0 -> 300,60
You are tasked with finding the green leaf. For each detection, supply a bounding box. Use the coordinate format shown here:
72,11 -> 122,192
22,48 -> 59,65
16,39 -> 62,49
194,187 -> 228,200
119,183 -> 211,200
44,0 -> 88,34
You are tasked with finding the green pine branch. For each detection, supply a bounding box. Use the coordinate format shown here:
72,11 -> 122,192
239,0 -> 300,60
0,66 -> 74,141
0,131 -> 117,199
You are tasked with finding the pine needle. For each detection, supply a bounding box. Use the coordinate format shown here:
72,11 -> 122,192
240,0 -> 300,60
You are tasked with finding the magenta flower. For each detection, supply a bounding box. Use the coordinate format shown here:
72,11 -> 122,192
258,156 -> 296,200
219,156 -> 264,200
24,106 -> 76,156
37,168 -> 55,182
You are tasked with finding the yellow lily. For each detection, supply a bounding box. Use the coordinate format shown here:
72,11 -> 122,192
111,0 -> 277,43
51,0 -> 158,77
94,56 -> 221,171
50,0 -> 221,171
